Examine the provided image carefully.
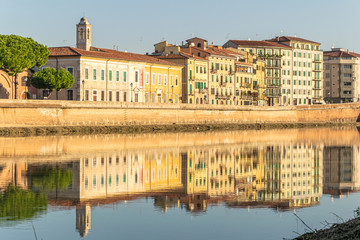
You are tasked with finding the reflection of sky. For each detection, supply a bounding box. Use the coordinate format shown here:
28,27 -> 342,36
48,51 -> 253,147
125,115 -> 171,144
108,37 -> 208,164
1,194 -> 359,240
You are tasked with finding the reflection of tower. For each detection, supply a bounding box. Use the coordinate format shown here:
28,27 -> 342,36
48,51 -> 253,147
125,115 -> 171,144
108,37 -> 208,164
76,204 -> 91,238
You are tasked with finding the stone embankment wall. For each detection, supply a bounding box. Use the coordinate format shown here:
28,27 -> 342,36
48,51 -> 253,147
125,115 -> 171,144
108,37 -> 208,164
0,100 -> 359,128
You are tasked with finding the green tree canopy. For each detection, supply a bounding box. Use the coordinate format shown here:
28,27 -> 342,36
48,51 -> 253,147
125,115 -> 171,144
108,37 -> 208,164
31,67 -> 74,94
0,35 -> 49,75
0,185 -> 47,222
30,167 -> 73,191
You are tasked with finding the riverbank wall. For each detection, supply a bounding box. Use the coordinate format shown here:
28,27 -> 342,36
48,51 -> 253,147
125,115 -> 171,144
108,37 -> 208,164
0,100 -> 359,135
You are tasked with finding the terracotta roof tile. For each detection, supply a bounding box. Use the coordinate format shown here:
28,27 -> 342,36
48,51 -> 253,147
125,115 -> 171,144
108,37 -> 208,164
266,36 -> 320,45
227,40 -> 291,49
324,50 -> 360,58
186,37 -> 208,42
48,46 -> 182,67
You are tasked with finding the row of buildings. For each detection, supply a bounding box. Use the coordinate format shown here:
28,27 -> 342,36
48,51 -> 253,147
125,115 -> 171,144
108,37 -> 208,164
3,142 -> 360,237
1,17 -> 359,105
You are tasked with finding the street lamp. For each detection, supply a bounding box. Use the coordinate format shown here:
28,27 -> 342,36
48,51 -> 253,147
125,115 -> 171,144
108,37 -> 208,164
130,83 -> 133,102
82,80 -> 85,101
171,85 -> 174,103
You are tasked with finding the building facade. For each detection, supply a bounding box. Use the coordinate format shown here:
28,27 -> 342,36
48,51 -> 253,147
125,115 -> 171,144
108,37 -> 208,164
223,36 -> 323,105
267,36 -> 323,105
323,48 -> 360,103
39,18 -> 182,103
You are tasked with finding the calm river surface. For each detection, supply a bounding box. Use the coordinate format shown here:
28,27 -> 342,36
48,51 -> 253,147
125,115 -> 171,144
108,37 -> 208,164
0,127 -> 360,240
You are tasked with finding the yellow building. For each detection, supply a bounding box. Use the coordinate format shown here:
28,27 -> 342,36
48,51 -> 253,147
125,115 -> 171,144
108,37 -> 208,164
153,41 -> 209,104
144,63 -> 182,103
42,18 -> 183,103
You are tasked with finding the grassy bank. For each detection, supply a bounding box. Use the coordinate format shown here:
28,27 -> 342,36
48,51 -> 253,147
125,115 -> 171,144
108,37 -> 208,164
294,216 -> 360,240
0,122 -> 358,137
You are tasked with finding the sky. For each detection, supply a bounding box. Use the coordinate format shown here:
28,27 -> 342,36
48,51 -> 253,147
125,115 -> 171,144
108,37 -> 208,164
1,0 -> 360,54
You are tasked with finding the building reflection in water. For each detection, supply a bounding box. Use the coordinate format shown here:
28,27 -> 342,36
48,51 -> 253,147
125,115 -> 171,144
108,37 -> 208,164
2,133 -> 360,237
323,146 -> 360,198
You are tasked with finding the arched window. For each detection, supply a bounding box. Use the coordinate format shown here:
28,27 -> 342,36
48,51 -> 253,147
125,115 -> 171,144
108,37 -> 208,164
80,28 -> 84,40
197,43 -> 201,48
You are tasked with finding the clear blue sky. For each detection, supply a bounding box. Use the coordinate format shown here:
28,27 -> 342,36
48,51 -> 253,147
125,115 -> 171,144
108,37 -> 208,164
2,0 -> 360,54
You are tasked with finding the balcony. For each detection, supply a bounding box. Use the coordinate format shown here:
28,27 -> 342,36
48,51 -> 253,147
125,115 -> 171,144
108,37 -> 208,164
266,84 -> 282,88
258,54 -> 283,59
229,70 -> 235,75
266,64 -> 281,69
312,78 -> 322,81
210,68 -> 218,74
313,59 -> 322,63
312,68 -> 322,72
220,81 -> 227,87
215,94 -> 231,100
312,86 -> 321,90
264,92 -> 281,97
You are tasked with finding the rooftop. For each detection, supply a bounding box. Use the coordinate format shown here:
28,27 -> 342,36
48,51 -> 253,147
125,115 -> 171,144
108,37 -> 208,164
266,36 -> 320,45
49,46 -> 182,67
226,40 -> 291,49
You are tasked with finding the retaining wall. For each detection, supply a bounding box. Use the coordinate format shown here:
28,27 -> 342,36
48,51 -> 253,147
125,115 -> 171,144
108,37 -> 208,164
0,100 -> 359,128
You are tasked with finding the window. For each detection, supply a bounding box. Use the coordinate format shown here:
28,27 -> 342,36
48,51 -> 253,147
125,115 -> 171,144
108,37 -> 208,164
85,90 -> 89,101
93,69 -> 97,80
344,73 -> 352,77
164,75 -> 167,86
123,92 -> 127,102
158,74 -> 161,85
344,65 -> 352,69
152,73 -> 156,85
123,71 -> 127,82
67,90 -> 73,100
101,69 -> 105,80
101,91 -> 105,101
67,67 -> 74,76
146,72 -> 149,84
85,68 -> 89,80
109,91 -> 112,101
116,71 -> 120,81
93,90 -> 97,101
175,76 -> 178,86
109,70 -> 112,81
135,71 -> 139,83
116,91 -> 120,101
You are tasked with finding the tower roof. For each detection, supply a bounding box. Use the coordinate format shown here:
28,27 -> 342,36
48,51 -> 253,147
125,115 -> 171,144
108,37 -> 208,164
79,17 -> 90,25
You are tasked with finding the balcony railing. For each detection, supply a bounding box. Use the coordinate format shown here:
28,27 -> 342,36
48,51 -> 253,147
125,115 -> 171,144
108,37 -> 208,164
220,81 -> 227,87
215,94 -> 231,100
210,68 -> 217,73
313,59 -> 322,63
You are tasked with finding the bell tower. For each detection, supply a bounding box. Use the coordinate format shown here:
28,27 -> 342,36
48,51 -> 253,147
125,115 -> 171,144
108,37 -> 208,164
76,17 -> 91,51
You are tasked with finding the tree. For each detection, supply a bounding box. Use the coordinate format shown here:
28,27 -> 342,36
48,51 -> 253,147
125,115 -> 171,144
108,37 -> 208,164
0,35 -> 49,99
31,67 -> 74,99
0,184 -> 47,222
30,166 -> 73,192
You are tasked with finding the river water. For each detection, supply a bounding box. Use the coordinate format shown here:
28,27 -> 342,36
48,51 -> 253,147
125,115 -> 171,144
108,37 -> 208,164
0,127 -> 360,240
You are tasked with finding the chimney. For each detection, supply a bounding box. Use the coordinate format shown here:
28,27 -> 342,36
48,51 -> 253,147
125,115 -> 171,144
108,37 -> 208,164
347,49 -> 349,53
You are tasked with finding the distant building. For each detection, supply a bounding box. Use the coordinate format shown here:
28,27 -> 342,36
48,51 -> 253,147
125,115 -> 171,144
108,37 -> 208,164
323,48 -> 360,103
153,37 -> 265,106
224,36 -> 323,105
0,69 -> 34,99
38,18 -> 182,103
